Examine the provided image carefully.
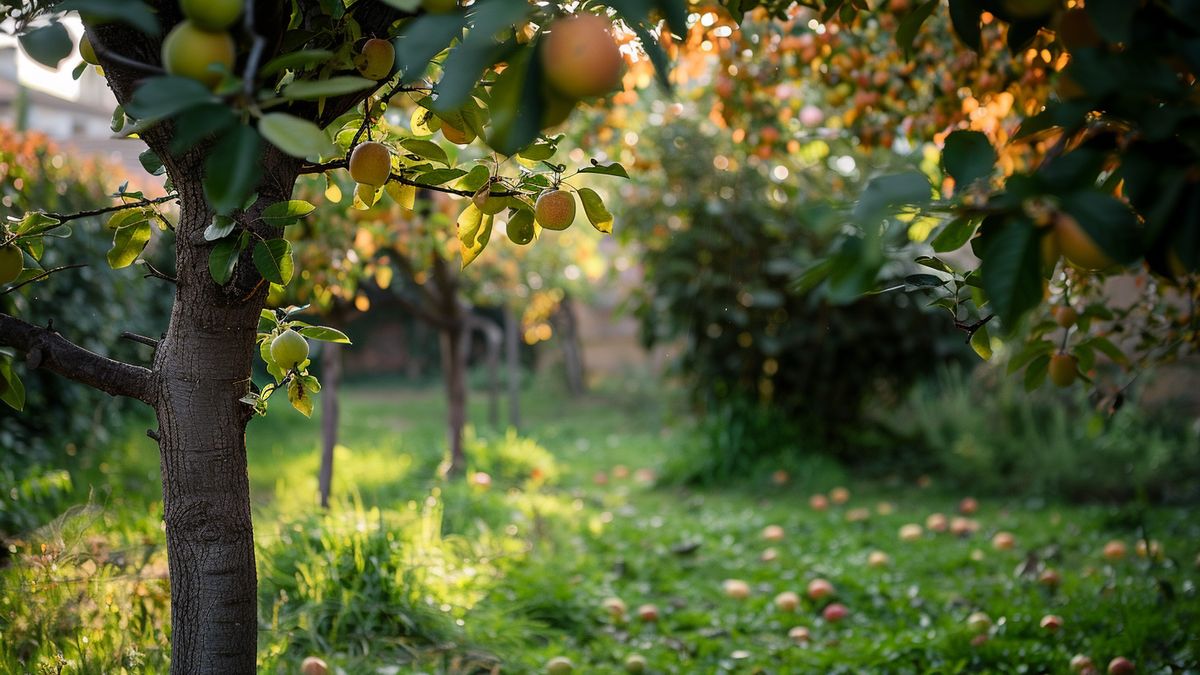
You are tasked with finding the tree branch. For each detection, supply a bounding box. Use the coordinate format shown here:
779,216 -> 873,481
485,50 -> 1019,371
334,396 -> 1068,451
0,313 -> 155,405
297,158 -> 520,198
0,264 -> 87,296
42,194 -> 177,224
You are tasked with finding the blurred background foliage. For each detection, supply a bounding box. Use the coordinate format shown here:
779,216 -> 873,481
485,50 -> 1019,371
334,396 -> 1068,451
619,120 -> 970,481
0,132 -> 171,540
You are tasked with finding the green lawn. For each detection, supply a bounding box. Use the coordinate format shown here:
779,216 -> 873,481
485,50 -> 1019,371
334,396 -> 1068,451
1,377 -> 1197,674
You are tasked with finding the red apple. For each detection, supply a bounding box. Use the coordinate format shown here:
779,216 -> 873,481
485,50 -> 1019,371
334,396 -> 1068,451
1040,614 -> 1064,632
822,603 -> 848,623
1107,657 -> 1135,675
806,578 -> 835,601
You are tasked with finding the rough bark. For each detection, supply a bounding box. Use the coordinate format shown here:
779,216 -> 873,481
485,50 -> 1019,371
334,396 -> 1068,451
318,340 -> 342,509
149,150 -> 299,673
503,306 -> 522,430
0,314 -> 154,403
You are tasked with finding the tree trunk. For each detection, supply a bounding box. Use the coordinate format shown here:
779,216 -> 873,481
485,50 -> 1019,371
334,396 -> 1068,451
318,340 -> 342,509
504,307 -> 521,430
469,315 -> 502,429
555,295 -> 587,397
439,321 -> 468,476
151,169 -> 293,673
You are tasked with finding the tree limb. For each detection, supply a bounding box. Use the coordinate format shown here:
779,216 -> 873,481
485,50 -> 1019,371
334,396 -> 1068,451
43,194 -> 177,224
0,313 -> 155,405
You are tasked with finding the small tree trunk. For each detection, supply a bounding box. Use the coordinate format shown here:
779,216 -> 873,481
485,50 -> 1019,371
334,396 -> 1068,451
440,322 -> 468,476
318,340 -> 342,509
504,306 -> 521,430
555,294 -> 587,397
151,174 -> 290,673
470,315 -> 503,429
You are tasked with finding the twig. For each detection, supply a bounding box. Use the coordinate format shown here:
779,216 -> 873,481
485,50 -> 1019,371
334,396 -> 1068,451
954,313 -> 995,343
146,429 -> 160,442
89,35 -> 164,75
140,260 -> 176,284
0,264 -> 87,296
242,0 -> 266,102
43,194 -> 176,224
120,332 -> 160,349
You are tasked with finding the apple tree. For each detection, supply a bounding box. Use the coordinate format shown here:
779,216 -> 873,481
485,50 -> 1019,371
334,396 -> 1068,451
0,0 -> 681,670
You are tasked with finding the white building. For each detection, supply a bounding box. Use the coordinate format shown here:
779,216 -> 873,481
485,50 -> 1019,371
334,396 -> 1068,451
0,21 -> 144,173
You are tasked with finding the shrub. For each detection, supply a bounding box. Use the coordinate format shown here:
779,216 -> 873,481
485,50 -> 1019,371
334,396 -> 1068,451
0,130 -> 171,539
884,364 -> 1200,503
464,427 -> 561,488
621,122 -> 966,480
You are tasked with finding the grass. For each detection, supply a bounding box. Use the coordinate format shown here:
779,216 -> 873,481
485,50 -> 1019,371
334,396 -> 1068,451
1,374 -> 1198,674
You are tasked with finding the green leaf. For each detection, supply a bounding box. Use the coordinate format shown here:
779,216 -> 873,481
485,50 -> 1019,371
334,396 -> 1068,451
457,203 -> 492,267
106,208 -> 148,231
16,212 -> 60,236
394,13 -> 466,83
260,200 -> 316,226
287,377 -> 314,417
518,143 -> 556,162
209,237 -> 240,285
457,165 -> 491,192
947,0 -> 983,51
897,0 -> 939,58
435,30 -> 519,111
259,308 -> 279,332
942,131 -> 996,192
138,149 -> 165,176
298,326 -> 352,344
205,215 -> 236,241
399,138 -> 449,166
260,49 -> 336,76
970,324 -> 992,361
414,168 -> 467,185
1023,353 -> 1050,391
578,187 -> 614,234
486,45 -> 541,156
0,359 -> 26,411
931,216 -> 979,252
282,76 -> 376,100
1008,339 -> 1055,373
107,221 -> 152,269
577,161 -> 630,179
253,239 -> 294,285
914,255 -> 954,273
1082,335 -> 1128,367
977,217 -> 1043,330
853,171 -> 932,223
258,113 -> 334,159
18,22 -> 73,69
59,0 -> 158,34
904,274 -> 946,288
124,76 -> 216,122
204,126 -> 263,216
1058,191 -> 1142,264
169,104 -> 238,155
